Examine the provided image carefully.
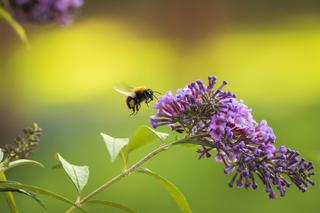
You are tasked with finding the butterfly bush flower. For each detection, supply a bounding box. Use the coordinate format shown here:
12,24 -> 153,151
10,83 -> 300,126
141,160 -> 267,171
8,0 -> 83,24
151,76 -> 315,199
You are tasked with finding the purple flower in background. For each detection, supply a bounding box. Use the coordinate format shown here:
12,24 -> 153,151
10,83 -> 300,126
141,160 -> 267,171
151,76 -> 315,199
8,0 -> 83,24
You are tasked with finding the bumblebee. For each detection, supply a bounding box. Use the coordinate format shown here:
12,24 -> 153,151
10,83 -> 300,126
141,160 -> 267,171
114,85 -> 158,115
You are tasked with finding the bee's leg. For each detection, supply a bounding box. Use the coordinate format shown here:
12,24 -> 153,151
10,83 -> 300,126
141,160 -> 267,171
130,107 -> 135,116
135,104 -> 141,115
135,104 -> 141,114
145,98 -> 151,107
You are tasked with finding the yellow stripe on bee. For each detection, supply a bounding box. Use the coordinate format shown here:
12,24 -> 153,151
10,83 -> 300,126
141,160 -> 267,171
131,86 -> 147,92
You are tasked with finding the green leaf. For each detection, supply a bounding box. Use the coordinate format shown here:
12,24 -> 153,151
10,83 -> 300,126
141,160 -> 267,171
0,148 -> 3,162
0,7 -> 30,49
137,168 -> 192,213
56,153 -> 89,195
0,182 -> 87,213
0,187 -> 46,209
100,133 -> 129,162
8,159 -> 45,170
120,150 -> 128,170
127,126 -> 169,153
87,200 -> 139,213
0,172 -> 19,213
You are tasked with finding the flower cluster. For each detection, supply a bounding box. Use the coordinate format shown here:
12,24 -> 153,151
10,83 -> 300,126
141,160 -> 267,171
3,122 -> 42,160
8,0 -> 83,24
151,76 -> 315,198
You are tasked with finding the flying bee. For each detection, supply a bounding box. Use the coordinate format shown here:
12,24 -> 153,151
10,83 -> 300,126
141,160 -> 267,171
114,85 -> 159,115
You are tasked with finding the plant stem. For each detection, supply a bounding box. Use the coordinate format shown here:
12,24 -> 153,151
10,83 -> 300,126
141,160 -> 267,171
0,172 -> 19,213
0,7 -> 30,49
65,134 -> 207,213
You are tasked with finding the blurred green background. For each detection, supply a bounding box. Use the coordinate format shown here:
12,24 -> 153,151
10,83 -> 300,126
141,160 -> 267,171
1,0 -> 320,212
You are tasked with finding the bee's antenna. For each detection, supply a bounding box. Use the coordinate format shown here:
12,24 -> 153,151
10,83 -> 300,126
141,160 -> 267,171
153,90 -> 162,95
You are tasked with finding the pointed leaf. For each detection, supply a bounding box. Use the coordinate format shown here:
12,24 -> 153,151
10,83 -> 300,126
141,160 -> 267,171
8,159 -> 45,170
100,133 -> 129,162
88,200 -> 139,213
0,148 -> 3,162
0,187 -> 46,209
0,7 -> 30,48
0,172 -> 19,213
0,182 -> 87,212
127,126 -> 169,153
137,168 -> 192,213
56,153 -> 89,194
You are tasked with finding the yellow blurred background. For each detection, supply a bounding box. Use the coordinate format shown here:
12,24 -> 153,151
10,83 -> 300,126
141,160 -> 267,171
1,1 -> 320,212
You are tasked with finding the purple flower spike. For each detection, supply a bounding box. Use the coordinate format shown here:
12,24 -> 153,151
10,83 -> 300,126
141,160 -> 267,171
151,76 -> 315,199
8,0 -> 83,24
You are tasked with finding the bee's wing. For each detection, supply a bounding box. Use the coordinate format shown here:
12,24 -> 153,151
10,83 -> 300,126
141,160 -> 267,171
120,82 -> 134,90
113,86 -> 136,98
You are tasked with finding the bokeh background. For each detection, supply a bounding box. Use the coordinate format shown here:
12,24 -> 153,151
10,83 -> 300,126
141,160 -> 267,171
1,0 -> 320,212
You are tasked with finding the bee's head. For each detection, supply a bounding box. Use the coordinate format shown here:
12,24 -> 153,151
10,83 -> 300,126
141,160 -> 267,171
145,89 -> 154,100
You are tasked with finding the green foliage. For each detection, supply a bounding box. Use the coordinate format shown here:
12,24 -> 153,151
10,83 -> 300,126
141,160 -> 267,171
87,200 -> 139,213
100,133 -> 129,162
0,172 -> 19,213
137,168 -> 192,213
101,126 -> 168,167
0,7 -> 30,48
0,181 -> 87,212
7,159 -> 44,170
127,126 -> 169,153
123,126 -> 168,168
0,158 -> 44,174
56,153 -> 89,195
0,183 -> 46,209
